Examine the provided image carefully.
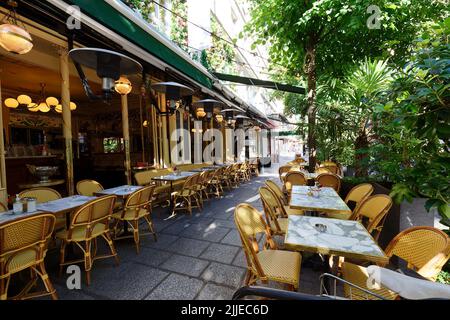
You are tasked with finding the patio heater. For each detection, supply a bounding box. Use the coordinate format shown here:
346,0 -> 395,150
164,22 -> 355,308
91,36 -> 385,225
221,108 -> 237,128
150,82 -> 194,165
69,48 -> 143,102
193,98 -> 225,125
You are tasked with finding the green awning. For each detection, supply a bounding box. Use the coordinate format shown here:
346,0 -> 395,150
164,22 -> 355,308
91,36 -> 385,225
213,72 -> 306,95
68,0 -> 212,89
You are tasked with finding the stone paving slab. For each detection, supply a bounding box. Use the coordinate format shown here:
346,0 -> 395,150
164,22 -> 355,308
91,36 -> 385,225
145,274 -> 204,300
27,160 -> 325,300
160,254 -> 210,277
200,243 -> 240,264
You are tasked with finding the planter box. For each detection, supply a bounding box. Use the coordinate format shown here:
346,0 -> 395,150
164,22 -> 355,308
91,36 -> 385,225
400,198 -> 446,231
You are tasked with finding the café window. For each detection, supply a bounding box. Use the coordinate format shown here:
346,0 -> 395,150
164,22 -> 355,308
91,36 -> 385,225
10,127 -> 44,145
103,137 -> 124,153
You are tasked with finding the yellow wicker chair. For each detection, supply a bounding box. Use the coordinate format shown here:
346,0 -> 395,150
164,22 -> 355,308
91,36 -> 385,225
342,226 -> 450,300
278,165 -> 292,182
206,168 -> 224,198
0,213 -> 57,300
284,171 -> 307,201
265,180 -> 287,205
263,182 -> 303,215
234,203 -> 301,291
345,183 -> 374,213
352,194 -> 393,241
19,187 -> 65,230
316,173 -> 341,193
57,195 -> 119,286
171,174 -> 201,216
220,165 -> 234,190
113,185 -> 157,254
19,187 -> 61,202
259,187 -> 288,235
76,179 -> 104,196
315,167 -> 331,174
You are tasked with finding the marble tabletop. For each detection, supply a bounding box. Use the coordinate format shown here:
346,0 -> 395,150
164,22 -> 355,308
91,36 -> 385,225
284,215 -> 388,264
152,171 -> 197,181
96,185 -> 142,197
36,195 -> 97,213
0,195 -> 96,224
290,191 -> 351,214
291,186 -> 339,197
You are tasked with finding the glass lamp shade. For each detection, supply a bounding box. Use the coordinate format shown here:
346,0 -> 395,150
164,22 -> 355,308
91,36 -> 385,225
38,102 -> 50,113
0,24 -> 33,54
215,114 -> 223,123
4,98 -> 19,108
27,103 -> 39,112
46,96 -> 59,106
196,107 -> 206,119
70,101 -> 77,110
114,76 -> 132,95
17,94 -> 32,105
55,104 -> 62,113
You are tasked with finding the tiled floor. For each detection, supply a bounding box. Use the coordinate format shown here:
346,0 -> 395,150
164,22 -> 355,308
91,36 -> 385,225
29,161 -> 324,300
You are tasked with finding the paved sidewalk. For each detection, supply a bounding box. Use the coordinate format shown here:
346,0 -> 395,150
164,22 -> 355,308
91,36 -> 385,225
32,161 -> 322,300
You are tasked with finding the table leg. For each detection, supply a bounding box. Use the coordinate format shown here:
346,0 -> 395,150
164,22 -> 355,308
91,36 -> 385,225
165,181 -> 177,220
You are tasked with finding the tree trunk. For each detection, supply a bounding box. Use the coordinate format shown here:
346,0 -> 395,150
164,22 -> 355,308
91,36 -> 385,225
354,130 -> 369,177
305,40 -> 317,170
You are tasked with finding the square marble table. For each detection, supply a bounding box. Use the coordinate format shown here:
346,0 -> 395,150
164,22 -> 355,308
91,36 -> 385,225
96,185 -> 142,198
152,172 -> 198,212
284,215 -> 388,264
0,195 -> 97,226
291,186 -> 339,197
290,191 -> 351,216
36,195 -> 97,214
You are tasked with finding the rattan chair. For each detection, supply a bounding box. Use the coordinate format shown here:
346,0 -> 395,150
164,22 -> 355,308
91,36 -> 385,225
278,165 -> 292,182
171,174 -> 201,216
0,202 -> 7,213
0,213 -> 57,300
113,185 -> 157,254
315,167 -> 331,174
76,179 -> 104,196
206,168 -> 224,198
19,187 -> 61,202
265,180 -> 287,205
345,183 -> 374,213
57,195 -> 119,286
284,171 -> 307,201
263,183 -> 303,215
220,165 -> 234,190
316,173 -> 341,193
259,187 -> 288,235
341,226 -> 450,300
19,187 -> 65,230
234,203 -> 301,291
352,194 -> 393,241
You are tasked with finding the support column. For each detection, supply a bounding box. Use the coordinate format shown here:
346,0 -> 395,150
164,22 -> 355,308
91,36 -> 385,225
59,47 -> 74,195
121,94 -> 132,185
0,76 -> 8,204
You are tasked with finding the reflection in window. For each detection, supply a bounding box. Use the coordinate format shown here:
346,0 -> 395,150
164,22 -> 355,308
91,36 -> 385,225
103,137 -> 124,153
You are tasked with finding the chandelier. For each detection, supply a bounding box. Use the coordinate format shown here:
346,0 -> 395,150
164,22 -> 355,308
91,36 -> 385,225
0,1 -> 33,55
4,83 -> 77,113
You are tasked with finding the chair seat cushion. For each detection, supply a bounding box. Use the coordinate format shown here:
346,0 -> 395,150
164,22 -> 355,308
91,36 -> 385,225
172,189 -> 196,197
257,250 -> 301,286
341,262 -> 397,300
113,208 -> 149,221
56,223 -> 107,241
5,248 -> 39,274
